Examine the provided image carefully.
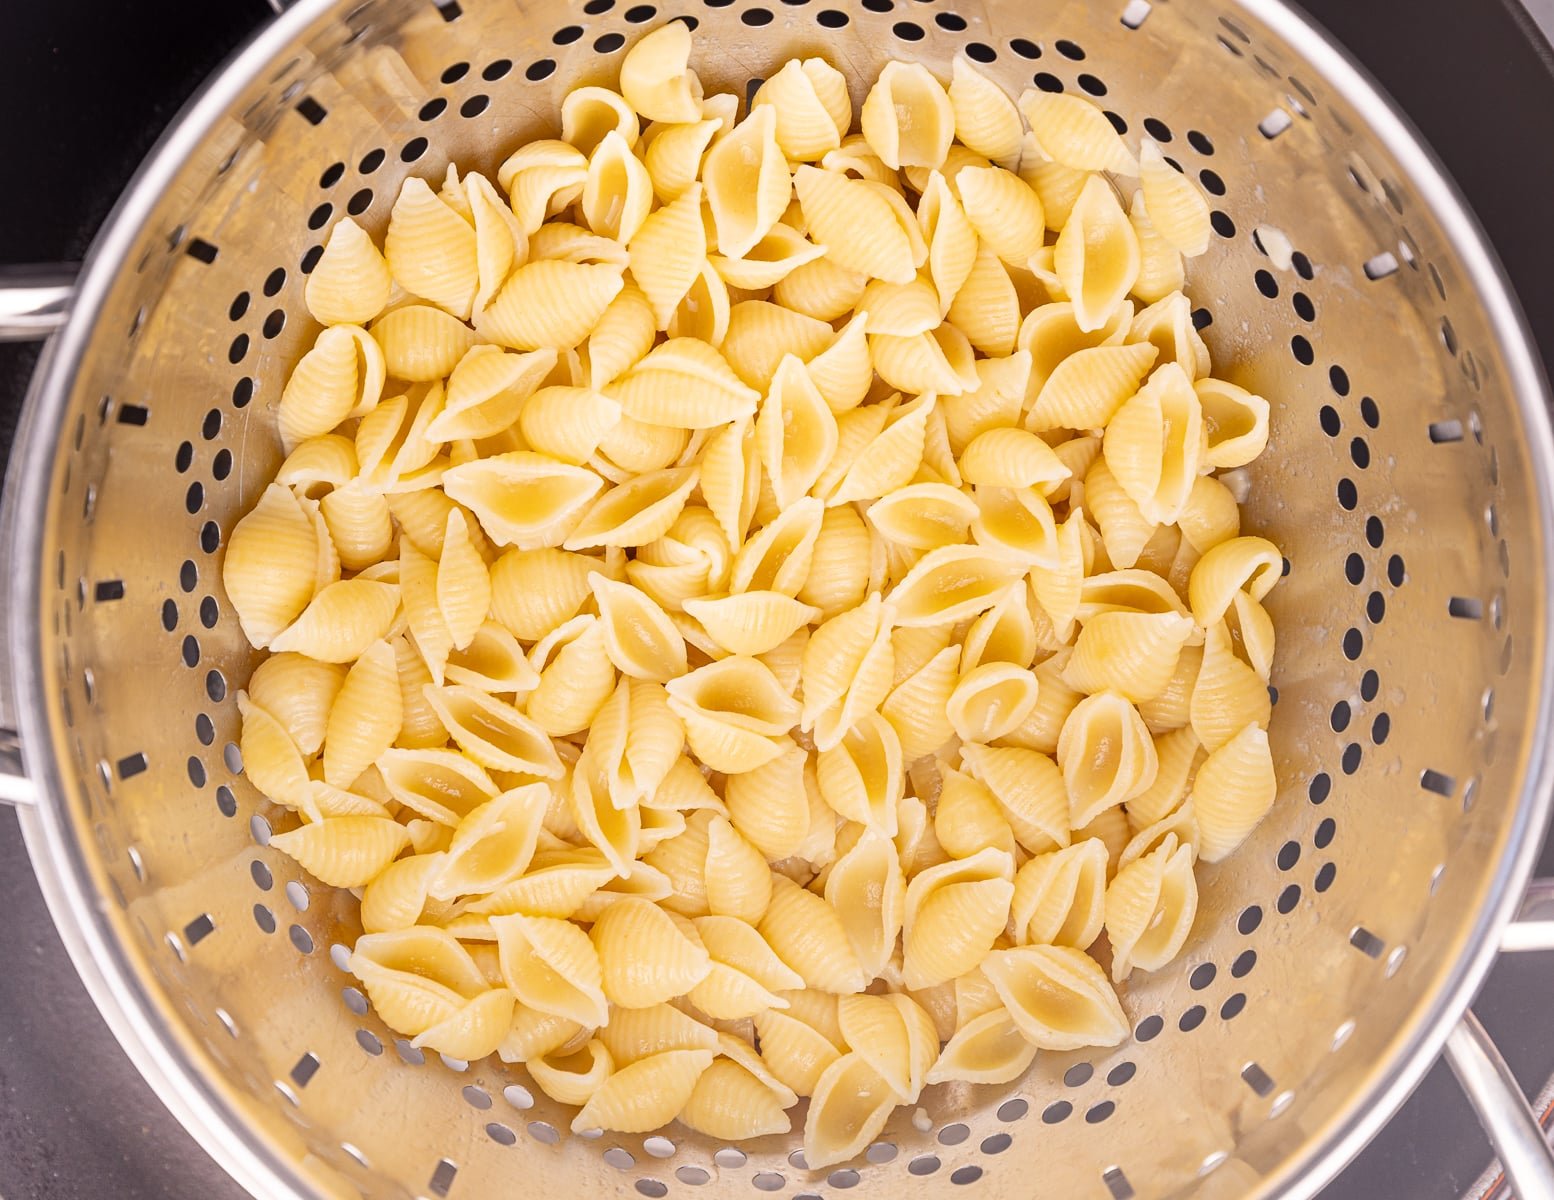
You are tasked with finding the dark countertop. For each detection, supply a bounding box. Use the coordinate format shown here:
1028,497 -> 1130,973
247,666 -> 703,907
1,1 -> 1553,1197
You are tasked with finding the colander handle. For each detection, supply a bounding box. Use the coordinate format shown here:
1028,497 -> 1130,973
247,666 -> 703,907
0,266 -> 75,342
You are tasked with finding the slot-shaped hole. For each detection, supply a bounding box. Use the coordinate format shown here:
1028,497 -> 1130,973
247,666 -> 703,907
94,580 -> 125,601
1448,596 -> 1483,620
1258,109 -> 1292,138
295,97 -> 328,125
1420,768 -> 1455,796
185,239 -> 219,264
183,913 -> 215,945
1429,419 -> 1463,443
429,1158 -> 458,1197
117,752 -> 148,779
290,1052 -> 321,1087
117,404 -> 150,426
1240,1062 -> 1276,1097
1364,252 -> 1400,280
1102,1167 -> 1136,1200
1349,926 -> 1385,958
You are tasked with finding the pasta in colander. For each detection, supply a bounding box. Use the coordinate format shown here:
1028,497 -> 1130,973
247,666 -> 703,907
226,28 -> 1288,1169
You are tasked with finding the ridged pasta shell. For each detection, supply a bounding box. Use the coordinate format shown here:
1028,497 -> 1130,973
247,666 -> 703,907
600,1002 -> 718,1065
901,847 -> 1015,989
1103,362 -> 1204,525
723,738 -> 810,858
527,616 -> 617,736
1130,292 -> 1211,383
861,61 -> 953,170
1190,721 -> 1277,863
753,1005 -> 844,1098
800,593 -> 895,750
816,713 -> 903,835
1139,139 -> 1212,256
306,217 -> 393,326
605,336 -> 759,429
1020,153 -> 1092,232
688,916 -> 806,1019
1188,535 -> 1283,626
269,579 -> 399,662
629,182 -> 707,328
1085,457 -> 1157,570
498,140 -> 588,233
371,305 -> 476,382
822,829 -> 905,981
890,544 -> 1027,627
927,1006 -> 1036,1085
946,661 -> 1041,743
644,117 -> 722,204
711,222 -> 826,291
377,747 -> 498,824
562,86 -> 640,158
683,592 -> 819,657
360,852 -> 443,932
678,1057 -> 793,1140
1065,610 -> 1195,703
917,171 -> 978,318
430,784 -> 549,900
803,1052 -> 899,1169
940,353 -> 1030,457
947,57 -> 1022,168
591,896 -> 712,1008
321,640 -> 402,786
385,176 -> 478,319
476,260 -> 624,352
573,1048 -> 714,1134
1195,377 -> 1271,470
703,106 -> 792,259
276,434 -> 357,496
1055,176 -> 1141,333
247,652 -> 346,757
1010,838 -> 1108,949
797,505 -> 872,621
422,684 -> 563,777
428,345 -> 554,443
970,485 -> 1061,566
1129,189 -> 1186,304
859,276 -> 940,337
793,166 -> 917,285
224,484 -> 322,648
881,644 -> 958,763
960,743 -> 1071,852
318,483 -> 393,573
947,248 -> 1021,357
269,815 -> 409,888
1058,691 -> 1159,828
760,876 -> 868,994
1105,834 -> 1198,980
1027,341 -> 1158,435
960,427 -> 1069,489
486,547 -> 601,641
722,301 -> 833,393
958,166 -> 1045,266
620,21 -> 703,123
279,324 -> 385,446
1018,91 -> 1138,174
827,393 -> 937,505
934,763 -> 1016,859
773,255 -> 870,322
871,325 -> 977,397
752,57 -> 849,160
868,483 -> 977,551
981,943 -> 1128,1050
441,452 -> 604,550
527,1038 -> 614,1107
564,466 -> 699,551
470,847 -> 616,919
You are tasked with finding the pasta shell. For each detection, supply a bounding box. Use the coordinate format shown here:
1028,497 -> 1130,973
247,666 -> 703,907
268,815 -> 408,889
1188,535 -> 1283,626
582,575 -> 686,683
528,616 -> 618,736
941,352 -> 1030,456
970,485 -> 1061,567
370,305 -> 475,383
606,336 -> 759,428
867,483 -> 977,552
947,662 -> 1041,743
754,999 -> 845,1097
306,217 -> 393,326
1058,691 -> 1159,828
573,1045 -> 714,1134
760,875 -> 868,994
861,62 -> 953,170
827,393 -> 937,505
666,656 -> 798,773
901,848 -> 1016,989
1102,362 -> 1204,524
498,1006 -> 587,1064
881,644 -> 958,763
821,134 -> 894,184
934,763 -> 1016,859
1019,91 -> 1138,174
1030,342 -> 1159,438
385,176 -> 478,319
595,414 -> 690,476
926,1006 -> 1036,1085
528,1037 -> 614,1107
431,509 -> 489,652
498,140 -> 588,233
959,743 -> 1071,852
224,484 -> 322,648
428,345 -> 553,443
703,106 -> 792,259
870,325 -> 977,397
981,943 -> 1128,1049
797,504 -> 872,621
698,815 -> 771,922
599,1002 -> 718,1065
591,896 -> 712,1008
321,640 -> 402,786
276,434 -> 357,497
1130,292 -> 1211,383
947,57 -> 1022,167
471,847 -> 616,919
698,418 -> 760,549
751,356 -> 836,508
823,829 -> 905,980
1190,722 -> 1277,862
947,248 -> 1021,357
1065,610 -> 1195,703
441,452 -> 604,550
918,171 -> 978,317
859,276 -> 940,338
645,807 -> 714,916
487,547 -> 604,641
1196,377 -> 1271,470
562,86 -> 640,157
689,916 -> 806,1019
571,858 -> 674,921
960,427 -> 1069,489
889,544 -> 1026,627
722,301 -> 834,393
361,852 -> 444,933
774,255 -> 870,322
476,260 -> 624,352
1129,189 -> 1186,304
1010,838 -> 1108,949
629,182 -> 707,328
1020,154 -> 1091,232
1085,458 -> 1157,570
728,501 -> 823,600
431,784 -> 549,900
1054,176 -> 1141,333
422,684 -> 563,776
751,57 -> 850,160
318,484 -> 393,573
247,652 -> 346,757
803,1053 -> 898,1169
1105,834 -> 1198,981
958,166 -> 1045,266
585,283 -> 655,394
280,325 -> 385,446
378,747 -> 497,824
514,386 -> 619,466
269,579 -> 399,662
711,223 -> 826,291
620,21 -> 703,123
724,738 -> 811,859
678,1056 -> 793,1140
682,592 -> 817,657
1139,139 -> 1212,256
793,166 -> 917,285
565,466 -> 699,551
570,740 -> 642,873
1126,725 -> 1203,829
645,117 -> 722,204
816,713 -> 903,834
1019,298 -> 1133,399
800,594 -> 895,750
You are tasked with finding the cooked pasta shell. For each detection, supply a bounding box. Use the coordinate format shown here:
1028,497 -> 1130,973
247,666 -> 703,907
486,547 -> 602,641
350,962 -> 465,1037
595,413 -> 690,476
1127,187 -> 1186,304
1028,342 -> 1158,438
880,644 -> 958,763
722,301 -> 833,394
678,1056 -> 794,1140
269,815 -> 409,888
497,1005 -> 587,1064
982,943 -> 1128,1049
934,763 -> 1016,859
947,662 -> 1041,743
527,1037 -> 615,1107
360,852 -> 444,932
889,544 -> 1026,627
316,481 -> 392,572
960,427 -> 1070,491
590,896 -> 712,1008
698,418 -> 760,550
247,652 -> 346,758
430,509 -> 488,652
224,484 -> 324,648
926,1005 -> 1036,1085
306,216 -> 393,326
940,352 -> 1030,457
600,1001 -> 718,1065
527,615 -> 617,736
822,829 -> 905,981
620,21 -> 703,123
760,875 -> 868,994
1188,535 -> 1283,626
476,260 -> 624,352
644,116 -> 722,204
629,182 -> 707,328
861,61 -> 953,170
1195,377 -> 1271,470
1065,610 -> 1195,704
816,713 -> 903,835
959,742 -> 1071,852
583,575 -> 686,683
945,56 -> 1022,167
1084,457 -> 1157,570
1126,725 -> 1203,829
605,336 -> 759,428
564,466 -> 699,551
378,747 -> 498,824
751,57 -> 849,160
859,275 -> 940,337
1010,838 -> 1108,949
276,434 -> 357,497
1054,176 -> 1141,333
422,684 -> 563,776
684,592 -> 819,657
796,504 -> 872,621
689,915 -> 806,1019
711,223 -> 826,291
870,325 -> 977,396
574,1047 -> 714,1134
773,255 -> 870,322
430,783 -> 549,900
1102,362 -> 1204,525
279,324 -> 385,446
902,847 -> 1016,989
753,999 -> 845,1097
947,247 -> 1021,357
645,807 -> 714,916
320,639 -> 401,786
427,345 -> 553,443
958,166 -> 1045,266
368,305 -> 473,384
750,354 -> 838,509
584,283 -> 655,394
385,176 -> 478,319
1139,139 -> 1211,256
666,656 -> 797,773
793,166 -> 917,285
498,140 -> 587,232
470,846 -> 616,919
489,912 -> 609,1027
1189,721 -> 1277,863
391,630 -> 450,747
821,134 -> 894,184
703,106 -> 792,259
799,593 -> 895,750
268,579 -> 399,662
1020,154 -> 1091,234
561,86 -> 640,157
1019,91 -> 1138,174
1058,691 -> 1159,828
693,815 -> 769,922
867,483 -> 977,552
513,386 -> 618,467
802,1052 -> 899,1169
960,582 -> 1038,674
1130,291 -> 1211,383
723,737 -> 811,859
1105,834 -> 1198,980
1019,297 -> 1134,400
440,452 -> 604,550
917,171 -> 978,318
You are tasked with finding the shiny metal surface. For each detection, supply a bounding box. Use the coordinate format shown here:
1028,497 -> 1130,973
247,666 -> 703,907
0,267 -> 76,342
1445,1012 -> 1554,1200
5,0 -> 1554,1198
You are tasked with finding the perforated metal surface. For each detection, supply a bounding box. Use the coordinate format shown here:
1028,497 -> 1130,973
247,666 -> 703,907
8,0 -> 1554,1198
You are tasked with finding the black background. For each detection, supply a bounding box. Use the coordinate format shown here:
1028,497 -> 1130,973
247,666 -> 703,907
0,1 -> 1551,1197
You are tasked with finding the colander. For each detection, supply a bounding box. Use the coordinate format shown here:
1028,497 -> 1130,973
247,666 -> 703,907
3,0 -> 1554,1197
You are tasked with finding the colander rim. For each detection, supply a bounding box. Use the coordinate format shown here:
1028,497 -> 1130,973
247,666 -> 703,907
9,0 -> 1554,1197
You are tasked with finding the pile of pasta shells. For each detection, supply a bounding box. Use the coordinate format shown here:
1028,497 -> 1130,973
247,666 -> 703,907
226,21 -> 1283,1170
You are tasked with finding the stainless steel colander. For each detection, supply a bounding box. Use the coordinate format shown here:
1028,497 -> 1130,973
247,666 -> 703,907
3,1 -> 1554,1197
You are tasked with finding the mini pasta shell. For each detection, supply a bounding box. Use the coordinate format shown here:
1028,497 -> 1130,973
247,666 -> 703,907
377,747 -> 498,825
889,544 -> 1027,627
487,547 -> 604,641
279,325 -> 386,446
305,217 -> 393,326
683,592 -> 819,657
941,352 -> 1031,456
860,61 -> 953,170
678,1056 -> 794,1140
868,483 -> 978,551
981,943 -> 1129,1050
269,814 -> 409,889
958,166 -> 1045,266
1054,176 -> 1141,333
599,1002 -> 718,1065
423,684 -> 563,776
703,106 -> 792,259
926,1006 -> 1037,1085
1188,535 -> 1284,626
619,21 -> 703,123
564,466 -> 699,550
724,738 -> 811,859
431,784 -> 549,900
572,1048 -> 715,1134
723,301 -> 834,393
224,484 -> 323,648
476,260 -> 624,352
1064,610 -> 1196,703
918,171 -> 978,318
689,916 -> 806,1019
947,247 -> 1021,357
631,182 -> 709,330
793,166 -> 917,285
901,847 -> 1016,990
816,712 -> 904,835
1139,139 -> 1212,256
1018,90 -> 1138,174
948,57 -> 1023,168
803,1052 -> 899,1169
644,117 -> 722,204
1190,722 -> 1277,862
605,336 -> 759,428
934,763 -> 1016,859
268,579 -> 400,663
360,853 -> 444,933
1028,341 -> 1160,434
1058,691 -> 1160,828
711,223 -> 826,291
751,57 -> 850,160
1130,292 -> 1212,382
666,656 -> 798,773
430,345 -> 555,443
871,325 -> 978,397
372,306 -> 478,385
440,452 -> 604,550
859,276 -> 940,338
760,875 -> 868,994
1020,154 -> 1091,232
1085,457 -> 1157,570
1129,189 -> 1186,304
498,140 -> 588,232
318,484 -> 393,573
774,255 -> 870,322
946,662 -> 1041,743
701,815 -> 772,922
471,847 -> 616,919
528,1038 -> 615,1107
587,576 -> 687,683
384,176 -> 479,319
591,896 -> 712,1008
1103,362 -> 1205,525
1196,377 -> 1272,470
823,829 -> 906,981
528,616 -> 618,736
881,644 -> 959,763
959,742 -> 1071,852
561,86 -> 640,157
826,393 -> 936,505
1010,838 -> 1109,949
756,354 -> 838,507
322,640 -> 402,787
799,594 -> 895,750
797,504 -> 872,620
247,652 -> 346,757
